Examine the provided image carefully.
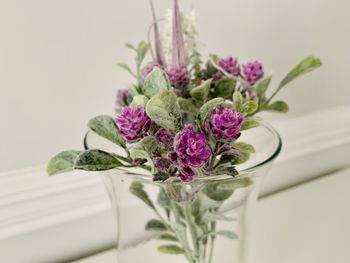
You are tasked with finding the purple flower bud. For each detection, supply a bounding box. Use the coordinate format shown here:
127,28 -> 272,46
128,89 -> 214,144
115,105 -> 151,142
213,56 -> 240,80
242,61 -> 264,86
167,151 -> 178,164
177,166 -> 195,182
174,124 -> 212,168
166,65 -> 190,89
142,63 -> 162,83
155,128 -> 173,145
207,107 -> 244,142
115,89 -> 132,108
154,158 -> 171,172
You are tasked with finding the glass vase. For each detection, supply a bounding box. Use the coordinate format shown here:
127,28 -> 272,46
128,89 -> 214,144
85,121 -> 281,263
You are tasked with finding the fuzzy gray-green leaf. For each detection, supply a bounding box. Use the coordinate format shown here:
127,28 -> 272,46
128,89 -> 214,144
74,150 -> 122,171
145,219 -> 167,232
158,245 -> 185,254
279,56 -> 322,89
158,233 -> 178,242
255,76 -> 272,99
146,90 -> 182,132
47,150 -> 82,176
241,116 -> 261,130
130,181 -> 156,210
233,91 -> 243,112
178,98 -> 197,114
142,67 -> 171,98
116,63 -> 135,77
136,41 -> 149,65
242,100 -> 258,115
88,115 -> 126,149
200,230 -> 238,241
190,79 -> 212,105
266,101 -> 289,113
131,95 -> 149,107
197,97 -> 224,123
212,77 -> 236,99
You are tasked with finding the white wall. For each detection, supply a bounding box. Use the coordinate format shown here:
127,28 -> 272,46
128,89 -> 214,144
0,0 -> 349,172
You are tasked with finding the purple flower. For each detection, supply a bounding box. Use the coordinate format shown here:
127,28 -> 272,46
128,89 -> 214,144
177,167 -> 195,182
115,89 -> 132,112
165,65 -> 190,89
173,125 -> 212,168
242,61 -> 264,86
154,158 -> 171,172
142,63 -> 162,83
207,107 -> 244,142
155,128 -> 173,145
213,56 -> 241,80
115,105 -> 151,142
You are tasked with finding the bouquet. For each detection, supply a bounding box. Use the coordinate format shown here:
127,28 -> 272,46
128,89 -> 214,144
47,1 -> 321,262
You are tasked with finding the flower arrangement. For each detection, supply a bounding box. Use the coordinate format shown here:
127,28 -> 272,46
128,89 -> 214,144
47,0 -> 321,262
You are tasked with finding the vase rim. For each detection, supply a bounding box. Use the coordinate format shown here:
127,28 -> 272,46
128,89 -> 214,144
84,119 -> 282,182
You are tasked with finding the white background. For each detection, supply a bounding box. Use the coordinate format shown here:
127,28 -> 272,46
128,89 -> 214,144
1,0 -> 350,172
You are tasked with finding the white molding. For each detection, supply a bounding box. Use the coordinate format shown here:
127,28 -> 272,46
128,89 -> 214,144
1,105 -> 350,262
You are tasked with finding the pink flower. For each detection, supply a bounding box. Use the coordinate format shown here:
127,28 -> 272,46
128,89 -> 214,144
173,125 -> 212,168
242,61 -> 264,86
115,106 -> 151,142
206,107 -> 243,142
213,56 -> 241,80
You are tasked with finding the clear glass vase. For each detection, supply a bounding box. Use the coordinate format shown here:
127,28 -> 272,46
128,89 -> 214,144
85,121 -> 281,263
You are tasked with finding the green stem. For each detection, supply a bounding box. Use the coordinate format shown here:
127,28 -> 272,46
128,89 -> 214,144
183,204 -> 200,261
207,221 -> 216,263
169,202 -> 194,262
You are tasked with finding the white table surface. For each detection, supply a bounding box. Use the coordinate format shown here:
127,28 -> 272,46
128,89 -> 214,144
74,167 -> 350,263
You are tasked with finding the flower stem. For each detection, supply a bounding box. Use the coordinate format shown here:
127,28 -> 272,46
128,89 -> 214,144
183,204 -> 200,261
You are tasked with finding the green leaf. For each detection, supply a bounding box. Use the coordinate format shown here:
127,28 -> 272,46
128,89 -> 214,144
116,63 -> 135,77
266,100 -> 289,113
279,56 -> 322,90
142,67 -> 171,98
232,142 -> 256,154
218,177 -> 253,191
197,97 -> 224,123
145,219 -> 167,231
88,115 -> 126,149
136,41 -> 149,65
158,244 -> 185,254
231,142 -> 255,165
178,98 -> 198,114
46,150 -> 81,176
200,230 -> 238,241
232,91 -> 243,112
129,181 -> 155,210
242,100 -> 258,115
255,76 -> 272,99
125,43 -> 136,51
130,137 -> 159,172
202,212 -> 235,223
146,90 -> 182,132
241,117 -> 261,131
158,233 -> 178,242
212,78 -> 236,99
204,181 -> 235,202
74,150 -> 123,171
190,79 -> 212,105
131,95 -> 149,108
158,187 -> 171,209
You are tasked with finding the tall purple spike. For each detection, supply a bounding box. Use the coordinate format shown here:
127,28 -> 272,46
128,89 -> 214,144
149,0 -> 165,66
172,0 -> 186,67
